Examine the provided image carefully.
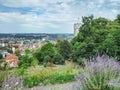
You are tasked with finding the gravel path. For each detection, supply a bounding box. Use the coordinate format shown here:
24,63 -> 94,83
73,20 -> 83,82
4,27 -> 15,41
24,81 -> 81,90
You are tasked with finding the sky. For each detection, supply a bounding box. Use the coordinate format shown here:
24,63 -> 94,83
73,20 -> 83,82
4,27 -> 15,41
0,0 -> 120,33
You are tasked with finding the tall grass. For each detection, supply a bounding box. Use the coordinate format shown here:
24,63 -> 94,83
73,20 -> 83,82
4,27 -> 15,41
0,71 -> 4,89
23,62 -> 79,88
75,55 -> 120,90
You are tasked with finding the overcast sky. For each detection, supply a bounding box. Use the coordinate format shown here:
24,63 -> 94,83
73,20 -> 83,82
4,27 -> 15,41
0,0 -> 119,33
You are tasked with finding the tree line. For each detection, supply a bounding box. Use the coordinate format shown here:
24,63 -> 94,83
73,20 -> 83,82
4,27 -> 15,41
18,14 -> 120,67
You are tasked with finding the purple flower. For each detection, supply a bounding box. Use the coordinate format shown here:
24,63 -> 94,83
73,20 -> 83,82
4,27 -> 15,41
75,55 -> 120,90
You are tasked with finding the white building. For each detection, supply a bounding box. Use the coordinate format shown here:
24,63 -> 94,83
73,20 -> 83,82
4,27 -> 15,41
74,23 -> 81,36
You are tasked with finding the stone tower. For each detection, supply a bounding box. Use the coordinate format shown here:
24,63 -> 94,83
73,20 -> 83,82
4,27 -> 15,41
74,23 -> 81,36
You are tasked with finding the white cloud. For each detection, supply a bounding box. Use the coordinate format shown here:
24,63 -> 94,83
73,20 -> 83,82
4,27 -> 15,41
0,0 -> 119,33
0,0 -> 44,8
0,9 -> 75,33
111,9 -> 118,13
0,0 -> 74,8
98,0 -> 105,4
110,0 -> 120,2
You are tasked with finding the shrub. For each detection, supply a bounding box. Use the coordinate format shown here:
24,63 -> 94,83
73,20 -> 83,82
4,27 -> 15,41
75,55 -> 120,90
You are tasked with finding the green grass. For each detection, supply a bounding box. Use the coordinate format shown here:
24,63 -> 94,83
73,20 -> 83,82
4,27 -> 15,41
23,62 -> 79,88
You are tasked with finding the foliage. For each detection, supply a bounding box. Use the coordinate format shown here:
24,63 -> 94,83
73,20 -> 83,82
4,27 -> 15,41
53,53 -> 64,64
44,55 -> 51,63
19,55 -> 38,69
56,40 -> 72,60
25,49 -> 31,55
0,71 -> 4,88
23,63 -> 79,88
75,55 -> 120,90
77,57 -> 84,65
71,14 -> 120,61
34,42 -> 56,64
33,48 -> 43,63
34,42 -> 65,64
115,14 -> 120,24
95,28 -> 120,60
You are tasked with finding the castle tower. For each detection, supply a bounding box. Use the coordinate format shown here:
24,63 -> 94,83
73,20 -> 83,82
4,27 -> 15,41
74,23 -> 81,36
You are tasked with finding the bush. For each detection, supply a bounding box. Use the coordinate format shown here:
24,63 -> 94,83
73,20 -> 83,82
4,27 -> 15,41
75,55 -> 120,90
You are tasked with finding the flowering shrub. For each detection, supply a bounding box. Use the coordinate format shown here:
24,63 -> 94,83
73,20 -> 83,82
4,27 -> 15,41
0,67 -> 23,90
75,55 -> 120,90
2,76 -> 23,90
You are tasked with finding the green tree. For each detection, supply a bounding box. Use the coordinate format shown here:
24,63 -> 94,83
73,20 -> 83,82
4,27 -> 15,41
99,29 -> 120,60
93,17 -> 109,29
34,42 -> 56,66
19,55 -> 38,69
56,40 -> 72,60
71,15 -> 96,61
71,14 -> 120,61
33,48 -> 43,63
53,53 -> 64,64
44,55 -> 51,63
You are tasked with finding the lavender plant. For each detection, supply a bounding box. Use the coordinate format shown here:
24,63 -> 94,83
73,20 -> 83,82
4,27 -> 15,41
2,76 -> 23,90
75,55 -> 120,90
1,64 -> 23,90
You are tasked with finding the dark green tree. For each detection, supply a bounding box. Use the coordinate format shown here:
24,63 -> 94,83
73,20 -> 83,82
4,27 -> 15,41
56,40 -> 72,60
53,53 -> 64,64
44,55 -> 51,63
34,42 -> 56,66
33,48 -> 43,63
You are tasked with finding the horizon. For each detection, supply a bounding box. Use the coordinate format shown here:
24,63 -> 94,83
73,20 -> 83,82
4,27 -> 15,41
0,0 -> 120,33
0,32 -> 74,34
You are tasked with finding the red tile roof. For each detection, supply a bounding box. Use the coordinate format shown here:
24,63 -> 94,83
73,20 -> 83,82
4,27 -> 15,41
5,54 -> 18,67
6,54 -> 18,60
